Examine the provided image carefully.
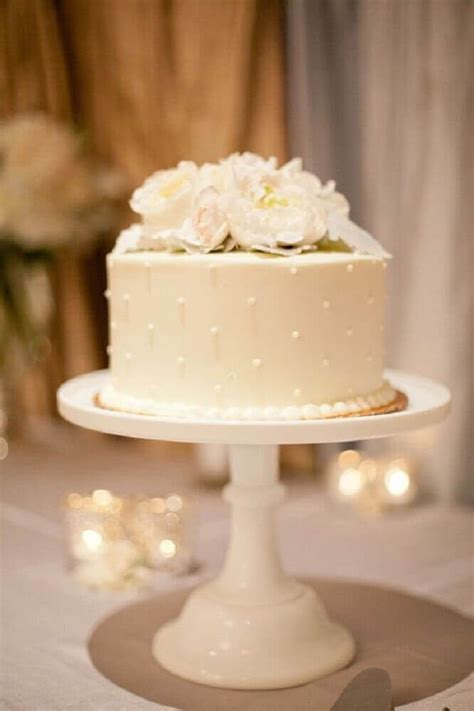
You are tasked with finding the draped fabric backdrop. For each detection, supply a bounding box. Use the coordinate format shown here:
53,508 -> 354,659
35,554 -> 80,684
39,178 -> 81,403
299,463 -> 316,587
1,0 -> 287,419
287,0 -> 473,501
3,0 -> 472,500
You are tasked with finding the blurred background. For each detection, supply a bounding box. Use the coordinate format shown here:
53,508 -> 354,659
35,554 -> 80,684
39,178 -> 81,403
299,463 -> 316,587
1,0 -> 472,503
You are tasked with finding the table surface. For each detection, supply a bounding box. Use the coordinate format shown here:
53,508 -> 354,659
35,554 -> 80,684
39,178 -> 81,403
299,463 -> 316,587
2,424 -> 473,711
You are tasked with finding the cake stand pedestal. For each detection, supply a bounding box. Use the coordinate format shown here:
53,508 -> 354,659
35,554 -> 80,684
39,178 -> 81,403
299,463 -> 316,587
58,369 -> 450,690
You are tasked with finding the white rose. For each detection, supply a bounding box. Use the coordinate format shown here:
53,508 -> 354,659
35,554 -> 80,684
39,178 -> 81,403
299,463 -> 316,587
130,161 -> 198,230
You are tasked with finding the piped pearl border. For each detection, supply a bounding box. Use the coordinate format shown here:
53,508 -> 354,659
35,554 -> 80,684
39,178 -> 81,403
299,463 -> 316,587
97,380 -> 400,421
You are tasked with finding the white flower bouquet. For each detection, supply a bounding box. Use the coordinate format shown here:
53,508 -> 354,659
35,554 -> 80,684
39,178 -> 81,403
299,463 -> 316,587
116,152 -> 388,258
0,113 -> 122,370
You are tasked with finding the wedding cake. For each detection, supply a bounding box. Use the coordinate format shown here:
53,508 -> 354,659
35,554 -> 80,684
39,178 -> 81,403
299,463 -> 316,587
99,153 -> 403,420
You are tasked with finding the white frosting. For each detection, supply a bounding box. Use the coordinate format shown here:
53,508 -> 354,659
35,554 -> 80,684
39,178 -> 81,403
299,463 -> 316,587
114,153 -> 390,258
103,250 -> 390,417
98,380 -> 396,421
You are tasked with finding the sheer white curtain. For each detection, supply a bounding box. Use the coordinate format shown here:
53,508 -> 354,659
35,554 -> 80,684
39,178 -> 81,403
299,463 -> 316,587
287,0 -> 473,501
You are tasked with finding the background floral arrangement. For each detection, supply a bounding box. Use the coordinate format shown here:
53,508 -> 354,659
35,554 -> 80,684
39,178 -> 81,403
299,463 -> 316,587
0,113 -> 122,375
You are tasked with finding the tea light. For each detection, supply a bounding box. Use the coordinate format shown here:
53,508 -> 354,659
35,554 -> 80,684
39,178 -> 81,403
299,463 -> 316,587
329,450 -> 417,516
65,489 -> 193,589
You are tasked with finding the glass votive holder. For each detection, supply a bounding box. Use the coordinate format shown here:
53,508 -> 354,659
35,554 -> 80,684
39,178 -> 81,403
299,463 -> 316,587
65,490 -> 193,590
328,449 -> 418,517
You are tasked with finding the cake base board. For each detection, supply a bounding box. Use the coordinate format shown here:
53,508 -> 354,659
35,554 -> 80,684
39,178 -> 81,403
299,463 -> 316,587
94,388 -> 408,421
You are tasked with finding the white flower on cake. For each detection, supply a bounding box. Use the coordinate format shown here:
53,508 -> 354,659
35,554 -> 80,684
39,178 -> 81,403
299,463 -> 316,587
114,223 -> 146,252
178,187 -> 232,253
118,153 -> 390,258
222,182 -> 325,256
130,161 -> 198,231
219,156 -> 348,255
326,212 -> 389,258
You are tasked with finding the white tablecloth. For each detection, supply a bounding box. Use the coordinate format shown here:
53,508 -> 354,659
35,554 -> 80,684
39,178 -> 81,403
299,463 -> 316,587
2,425 -> 473,710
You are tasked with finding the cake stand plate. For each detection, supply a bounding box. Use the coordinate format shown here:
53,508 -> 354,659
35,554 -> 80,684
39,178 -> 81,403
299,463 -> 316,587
58,369 -> 450,445
57,369 -> 450,690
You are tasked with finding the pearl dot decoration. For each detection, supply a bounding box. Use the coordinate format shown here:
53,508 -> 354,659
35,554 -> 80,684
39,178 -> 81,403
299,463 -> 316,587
302,404 -> 320,419
290,266 -> 298,275
104,289 -> 111,300
147,323 -> 155,331
209,326 -> 219,336
347,264 -> 354,273
291,330 -> 300,340
98,381 -> 398,420
322,357 -> 329,367
110,321 -> 117,330
144,261 -> 152,291
247,296 -> 257,307
106,345 -> 112,356
346,328 -> 353,337
177,356 -> 185,367
252,358 -> 262,368
125,352 -> 132,361
367,354 -> 374,364
209,263 -> 218,286
177,296 -> 186,306
123,293 -> 130,302
293,388 -> 302,398
367,294 -> 375,305
323,300 -> 331,310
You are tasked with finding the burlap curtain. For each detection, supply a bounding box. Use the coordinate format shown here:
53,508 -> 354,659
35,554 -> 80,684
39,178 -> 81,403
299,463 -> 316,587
1,0 -> 287,417
287,0 -> 473,501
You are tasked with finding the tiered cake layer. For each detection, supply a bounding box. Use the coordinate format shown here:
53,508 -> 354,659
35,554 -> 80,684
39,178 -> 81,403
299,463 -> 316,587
100,251 -> 394,420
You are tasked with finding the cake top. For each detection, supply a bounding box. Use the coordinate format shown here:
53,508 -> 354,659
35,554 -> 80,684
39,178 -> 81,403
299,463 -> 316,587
114,153 -> 389,258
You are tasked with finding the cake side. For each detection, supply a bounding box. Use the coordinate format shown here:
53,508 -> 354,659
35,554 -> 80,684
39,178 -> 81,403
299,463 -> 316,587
101,250 -> 395,420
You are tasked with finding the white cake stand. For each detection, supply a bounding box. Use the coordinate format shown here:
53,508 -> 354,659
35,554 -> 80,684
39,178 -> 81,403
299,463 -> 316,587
58,369 -> 450,690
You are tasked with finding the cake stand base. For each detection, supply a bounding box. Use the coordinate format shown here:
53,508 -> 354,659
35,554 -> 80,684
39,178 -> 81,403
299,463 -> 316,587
57,369 -> 450,690
153,444 -> 354,689
153,583 -> 354,689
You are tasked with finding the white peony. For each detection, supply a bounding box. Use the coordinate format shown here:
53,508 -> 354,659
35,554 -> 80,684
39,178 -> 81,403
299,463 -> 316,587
120,152 -> 387,257
221,162 -> 328,254
130,161 -> 199,230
